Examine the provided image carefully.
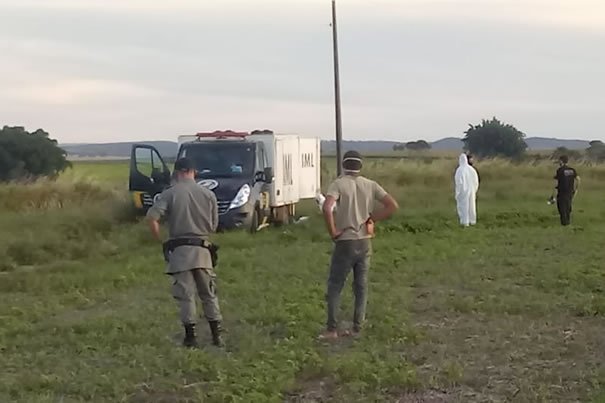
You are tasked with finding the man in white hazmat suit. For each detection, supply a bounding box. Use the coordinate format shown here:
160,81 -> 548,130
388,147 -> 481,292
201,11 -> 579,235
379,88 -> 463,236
455,153 -> 480,226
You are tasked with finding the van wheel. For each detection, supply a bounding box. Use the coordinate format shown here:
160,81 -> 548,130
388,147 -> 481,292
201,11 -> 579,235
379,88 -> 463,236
250,207 -> 260,233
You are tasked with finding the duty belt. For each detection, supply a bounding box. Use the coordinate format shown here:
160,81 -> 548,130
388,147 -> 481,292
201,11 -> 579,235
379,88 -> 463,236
162,238 -> 220,267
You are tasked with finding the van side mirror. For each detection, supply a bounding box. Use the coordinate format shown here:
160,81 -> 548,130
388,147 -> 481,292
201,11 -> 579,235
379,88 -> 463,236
263,167 -> 274,184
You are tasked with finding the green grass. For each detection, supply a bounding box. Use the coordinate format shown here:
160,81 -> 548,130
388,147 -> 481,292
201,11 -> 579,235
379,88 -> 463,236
61,160 -> 129,185
1,159 -> 605,402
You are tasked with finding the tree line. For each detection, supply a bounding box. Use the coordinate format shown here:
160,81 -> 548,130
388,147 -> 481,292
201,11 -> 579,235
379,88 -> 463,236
1,120 -> 604,182
551,141 -> 605,162
465,118 -> 605,161
395,117 -> 604,162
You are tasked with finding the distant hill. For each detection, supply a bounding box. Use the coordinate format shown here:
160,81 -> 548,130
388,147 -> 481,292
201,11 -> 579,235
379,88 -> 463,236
320,140 -> 401,154
61,140 -> 404,157
61,141 -> 178,158
62,140 -> 405,157
430,137 -> 590,151
431,137 -> 464,151
525,137 -> 589,150
321,137 -> 591,153
60,137 -> 593,158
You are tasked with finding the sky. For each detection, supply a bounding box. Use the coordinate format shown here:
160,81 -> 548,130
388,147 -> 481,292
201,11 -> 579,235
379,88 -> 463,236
1,0 -> 604,144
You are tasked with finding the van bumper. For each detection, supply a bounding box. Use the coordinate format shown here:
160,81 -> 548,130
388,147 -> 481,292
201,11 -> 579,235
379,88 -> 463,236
218,202 -> 254,230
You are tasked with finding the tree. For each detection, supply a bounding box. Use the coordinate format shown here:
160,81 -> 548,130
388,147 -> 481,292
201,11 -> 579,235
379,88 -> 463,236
392,143 -> 406,151
405,140 -> 431,151
0,126 -> 70,181
586,140 -> 605,162
462,117 -> 527,159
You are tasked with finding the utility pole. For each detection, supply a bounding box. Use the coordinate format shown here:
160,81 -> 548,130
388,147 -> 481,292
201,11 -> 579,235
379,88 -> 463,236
331,0 -> 343,175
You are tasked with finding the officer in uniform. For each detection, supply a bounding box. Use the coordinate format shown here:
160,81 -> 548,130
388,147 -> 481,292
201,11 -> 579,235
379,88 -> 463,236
319,151 -> 399,340
552,155 -> 580,226
147,157 -> 224,348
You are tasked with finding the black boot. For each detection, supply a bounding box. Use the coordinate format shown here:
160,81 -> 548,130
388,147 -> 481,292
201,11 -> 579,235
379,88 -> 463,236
183,323 -> 198,348
208,321 -> 224,347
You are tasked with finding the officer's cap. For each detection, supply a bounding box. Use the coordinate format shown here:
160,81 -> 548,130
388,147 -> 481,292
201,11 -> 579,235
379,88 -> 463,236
174,157 -> 196,172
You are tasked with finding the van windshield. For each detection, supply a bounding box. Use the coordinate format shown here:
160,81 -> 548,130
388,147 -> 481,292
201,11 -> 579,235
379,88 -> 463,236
180,142 -> 255,178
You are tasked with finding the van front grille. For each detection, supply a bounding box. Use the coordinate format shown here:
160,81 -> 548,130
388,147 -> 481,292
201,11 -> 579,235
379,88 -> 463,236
217,200 -> 231,214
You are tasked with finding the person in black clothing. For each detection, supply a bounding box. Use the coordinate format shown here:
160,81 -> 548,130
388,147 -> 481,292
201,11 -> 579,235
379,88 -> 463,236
551,155 -> 580,226
467,153 -> 479,181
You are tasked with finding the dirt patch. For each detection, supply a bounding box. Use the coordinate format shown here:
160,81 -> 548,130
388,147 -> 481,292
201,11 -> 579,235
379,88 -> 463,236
284,377 -> 335,403
129,384 -> 197,403
394,389 -> 451,403
390,386 -> 496,403
407,311 -> 605,402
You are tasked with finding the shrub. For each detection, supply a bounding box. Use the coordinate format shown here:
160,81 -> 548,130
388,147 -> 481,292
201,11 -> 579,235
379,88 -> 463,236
0,126 -> 70,181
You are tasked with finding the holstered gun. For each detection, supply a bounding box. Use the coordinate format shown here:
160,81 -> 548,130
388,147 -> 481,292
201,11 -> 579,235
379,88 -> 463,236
162,238 -> 220,268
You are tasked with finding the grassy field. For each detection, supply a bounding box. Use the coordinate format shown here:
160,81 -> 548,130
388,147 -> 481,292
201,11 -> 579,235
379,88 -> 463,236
1,157 -> 605,402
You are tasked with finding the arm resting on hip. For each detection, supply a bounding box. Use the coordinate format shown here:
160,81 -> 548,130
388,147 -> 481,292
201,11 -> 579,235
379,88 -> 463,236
370,194 -> 399,223
322,196 -> 341,239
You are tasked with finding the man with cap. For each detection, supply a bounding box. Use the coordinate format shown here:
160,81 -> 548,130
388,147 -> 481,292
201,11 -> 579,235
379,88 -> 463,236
319,151 -> 399,339
147,157 -> 224,348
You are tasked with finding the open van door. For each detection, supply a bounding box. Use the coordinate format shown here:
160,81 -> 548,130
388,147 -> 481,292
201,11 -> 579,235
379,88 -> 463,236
129,144 -> 171,211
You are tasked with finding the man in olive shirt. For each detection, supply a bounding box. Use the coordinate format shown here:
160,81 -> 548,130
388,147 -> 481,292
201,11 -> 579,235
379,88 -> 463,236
147,158 -> 224,348
320,151 -> 399,340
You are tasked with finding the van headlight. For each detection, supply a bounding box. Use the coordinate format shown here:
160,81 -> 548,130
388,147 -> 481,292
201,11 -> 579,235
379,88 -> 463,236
229,184 -> 251,209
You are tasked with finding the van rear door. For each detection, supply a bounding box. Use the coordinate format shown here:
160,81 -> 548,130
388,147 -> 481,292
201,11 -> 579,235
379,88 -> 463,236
274,136 -> 300,205
298,137 -> 321,199
129,144 -> 171,210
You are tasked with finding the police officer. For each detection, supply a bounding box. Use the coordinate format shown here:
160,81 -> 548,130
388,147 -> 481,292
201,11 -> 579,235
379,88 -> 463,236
147,157 -> 224,348
319,151 -> 399,340
552,155 -> 580,226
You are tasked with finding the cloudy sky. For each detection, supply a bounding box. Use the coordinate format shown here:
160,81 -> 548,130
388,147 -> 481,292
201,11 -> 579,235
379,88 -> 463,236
1,0 -> 604,143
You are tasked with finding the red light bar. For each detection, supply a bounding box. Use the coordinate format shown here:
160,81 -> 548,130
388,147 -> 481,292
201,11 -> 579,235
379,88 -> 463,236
196,130 -> 249,139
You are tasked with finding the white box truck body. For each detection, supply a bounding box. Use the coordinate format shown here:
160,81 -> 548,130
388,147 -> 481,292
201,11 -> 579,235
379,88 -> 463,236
249,133 -> 320,208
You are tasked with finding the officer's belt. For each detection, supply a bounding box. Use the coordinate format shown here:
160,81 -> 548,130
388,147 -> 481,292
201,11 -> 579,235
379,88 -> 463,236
162,238 -> 219,267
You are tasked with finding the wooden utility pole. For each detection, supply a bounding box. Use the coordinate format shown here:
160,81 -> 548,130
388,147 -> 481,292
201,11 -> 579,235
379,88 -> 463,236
331,0 -> 343,175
